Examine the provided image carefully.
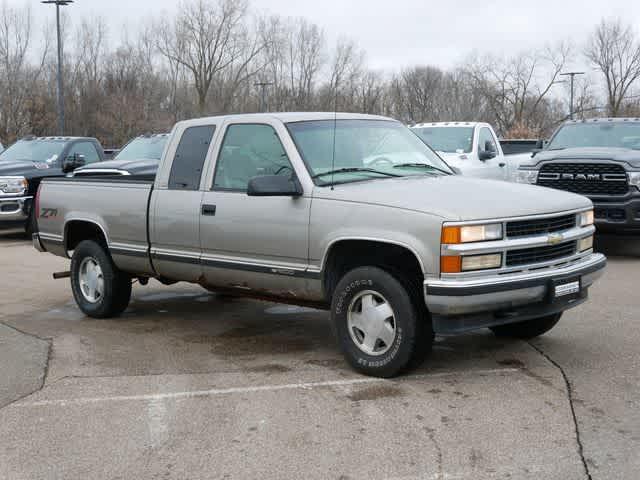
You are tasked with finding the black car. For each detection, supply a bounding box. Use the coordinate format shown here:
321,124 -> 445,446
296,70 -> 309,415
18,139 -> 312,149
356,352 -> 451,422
0,136 -> 105,233
73,133 -> 170,179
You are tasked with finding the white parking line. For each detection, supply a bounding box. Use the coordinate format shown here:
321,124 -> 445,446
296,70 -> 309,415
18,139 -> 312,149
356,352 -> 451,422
14,368 -> 519,408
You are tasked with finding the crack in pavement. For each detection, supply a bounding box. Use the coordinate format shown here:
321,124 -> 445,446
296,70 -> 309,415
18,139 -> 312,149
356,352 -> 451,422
0,320 -> 53,411
527,341 -> 593,480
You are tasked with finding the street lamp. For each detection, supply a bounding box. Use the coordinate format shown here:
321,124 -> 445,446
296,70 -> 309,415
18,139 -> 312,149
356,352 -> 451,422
42,0 -> 73,135
560,71 -> 586,120
254,81 -> 273,112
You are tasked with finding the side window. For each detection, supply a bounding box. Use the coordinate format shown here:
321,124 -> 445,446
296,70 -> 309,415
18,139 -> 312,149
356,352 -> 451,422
168,125 -> 216,190
478,128 -> 497,153
213,124 -> 294,191
69,142 -> 100,164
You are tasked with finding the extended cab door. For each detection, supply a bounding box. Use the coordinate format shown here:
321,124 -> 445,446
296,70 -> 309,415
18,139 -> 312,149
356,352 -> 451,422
476,126 -> 507,180
199,119 -> 313,298
149,124 -> 217,281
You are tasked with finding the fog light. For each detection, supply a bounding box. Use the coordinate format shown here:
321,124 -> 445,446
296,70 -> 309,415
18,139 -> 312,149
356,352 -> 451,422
578,236 -> 594,252
461,254 -> 502,271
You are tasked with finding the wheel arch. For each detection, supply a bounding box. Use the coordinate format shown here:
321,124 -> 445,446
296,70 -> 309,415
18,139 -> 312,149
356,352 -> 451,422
64,219 -> 109,256
321,238 -> 426,302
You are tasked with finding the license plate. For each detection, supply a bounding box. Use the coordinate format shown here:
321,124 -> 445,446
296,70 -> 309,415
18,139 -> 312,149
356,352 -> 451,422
554,280 -> 580,298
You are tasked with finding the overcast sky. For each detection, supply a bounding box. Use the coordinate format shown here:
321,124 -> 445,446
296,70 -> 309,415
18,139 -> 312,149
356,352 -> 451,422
11,0 -> 640,71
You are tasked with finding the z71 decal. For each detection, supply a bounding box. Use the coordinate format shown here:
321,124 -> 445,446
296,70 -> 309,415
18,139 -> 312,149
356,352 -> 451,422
40,208 -> 58,219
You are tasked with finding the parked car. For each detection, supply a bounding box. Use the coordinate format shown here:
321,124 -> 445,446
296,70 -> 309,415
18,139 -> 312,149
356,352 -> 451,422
411,122 -> 532,181
34,113 -> 605,377
73,133 -> 170,178
515,118 -> 640,234
0,136 -> 105,233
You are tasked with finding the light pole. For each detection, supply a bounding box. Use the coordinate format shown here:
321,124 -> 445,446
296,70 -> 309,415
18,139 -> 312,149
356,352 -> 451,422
42,0 -> 73,135
254,81 -> 273,112
560,71 -> 585,120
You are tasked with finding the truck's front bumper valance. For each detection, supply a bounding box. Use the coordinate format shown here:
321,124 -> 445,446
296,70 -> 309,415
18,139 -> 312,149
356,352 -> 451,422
424,252 -> 606,323
0,196 -> 32,223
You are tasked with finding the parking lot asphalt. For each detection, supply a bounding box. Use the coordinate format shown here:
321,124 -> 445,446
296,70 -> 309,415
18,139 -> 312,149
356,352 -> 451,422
1,231 -> 638,479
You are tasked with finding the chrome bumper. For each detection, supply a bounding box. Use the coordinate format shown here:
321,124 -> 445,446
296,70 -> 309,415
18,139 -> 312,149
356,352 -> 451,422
0,196 -> 32,222
424,252 -> 606,316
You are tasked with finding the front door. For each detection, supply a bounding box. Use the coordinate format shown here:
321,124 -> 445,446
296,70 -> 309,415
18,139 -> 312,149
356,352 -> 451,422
199,121 -> 311,296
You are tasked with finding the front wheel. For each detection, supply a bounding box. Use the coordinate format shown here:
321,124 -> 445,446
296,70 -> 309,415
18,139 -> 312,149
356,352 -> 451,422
490,313 -> 562,339
331,266 -> 431,378
70,240 -> 132,318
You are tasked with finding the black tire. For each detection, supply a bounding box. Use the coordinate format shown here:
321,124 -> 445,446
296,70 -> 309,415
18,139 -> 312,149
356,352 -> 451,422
490,313 -> 562,339
331,266 -> 433,378
70,240 -> 132,318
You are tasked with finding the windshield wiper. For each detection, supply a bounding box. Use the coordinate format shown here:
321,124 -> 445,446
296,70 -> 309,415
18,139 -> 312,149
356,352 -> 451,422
393,163 -> 452,175
312,167 -> 401,180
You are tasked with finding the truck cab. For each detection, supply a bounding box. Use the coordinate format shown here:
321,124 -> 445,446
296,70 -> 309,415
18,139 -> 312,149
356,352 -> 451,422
0,136 -> 105,233
411,122 -> 508,180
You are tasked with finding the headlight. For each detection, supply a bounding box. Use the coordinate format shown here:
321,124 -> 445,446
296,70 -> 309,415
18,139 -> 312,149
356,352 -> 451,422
578,236 -> 594,252
442,223 -> 503,244
515,169 -> 538,184
0,176 -> 28,194
630,172 -> 640,190
578,210 -> 594,227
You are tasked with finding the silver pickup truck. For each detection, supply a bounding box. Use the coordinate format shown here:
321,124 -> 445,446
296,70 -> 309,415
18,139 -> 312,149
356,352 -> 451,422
33,113 -> 606,377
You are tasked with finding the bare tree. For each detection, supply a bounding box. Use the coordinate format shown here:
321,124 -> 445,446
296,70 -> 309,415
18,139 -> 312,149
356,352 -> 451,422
586,18 -> 640,116
157,0 -> 261,114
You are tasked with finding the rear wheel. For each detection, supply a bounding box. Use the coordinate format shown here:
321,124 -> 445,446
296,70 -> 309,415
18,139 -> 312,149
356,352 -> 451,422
70,240 -> 132,318
331,266 -> 432,378
490,313 -> 562,339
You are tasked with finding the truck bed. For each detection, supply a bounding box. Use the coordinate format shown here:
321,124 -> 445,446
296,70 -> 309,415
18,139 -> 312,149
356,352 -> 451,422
37,177 -> 155,275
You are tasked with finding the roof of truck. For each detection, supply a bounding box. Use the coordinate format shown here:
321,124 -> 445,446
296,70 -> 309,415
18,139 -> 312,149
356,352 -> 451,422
19,136 -> 99,142
411,122 -> 487,129
564,117 -> 640,124
175,112 -> 394,127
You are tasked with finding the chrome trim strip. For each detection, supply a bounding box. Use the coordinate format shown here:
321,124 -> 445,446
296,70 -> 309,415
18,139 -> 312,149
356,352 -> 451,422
442,225 -> 595,256
73,169 -> 131,177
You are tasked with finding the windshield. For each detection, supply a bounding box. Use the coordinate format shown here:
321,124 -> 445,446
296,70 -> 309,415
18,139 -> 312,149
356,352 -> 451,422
287,120 -> 452,186
413,127 -> 474,153
548,123 -> 640,150
0,140 -> 66,163
115,136 -> 168,161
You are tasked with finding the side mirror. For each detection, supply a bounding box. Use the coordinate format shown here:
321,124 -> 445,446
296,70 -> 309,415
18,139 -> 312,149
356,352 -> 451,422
247,175 -> 303,197
479,140 -> 497,161
62,153 -> 86,173
535,139 -> 546,150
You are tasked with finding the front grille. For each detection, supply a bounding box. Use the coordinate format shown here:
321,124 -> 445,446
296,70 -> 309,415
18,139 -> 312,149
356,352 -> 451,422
506,241 -> 577,267
506,214 -> 576,238
537,163 -> 629,196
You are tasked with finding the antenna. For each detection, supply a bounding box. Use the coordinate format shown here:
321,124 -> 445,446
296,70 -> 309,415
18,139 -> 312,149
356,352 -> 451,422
331,91 -> 338,191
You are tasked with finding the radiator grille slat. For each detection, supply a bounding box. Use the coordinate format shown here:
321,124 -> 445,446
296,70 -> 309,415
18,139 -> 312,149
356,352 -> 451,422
506,214 -> 576,238
506,241 -> 577,267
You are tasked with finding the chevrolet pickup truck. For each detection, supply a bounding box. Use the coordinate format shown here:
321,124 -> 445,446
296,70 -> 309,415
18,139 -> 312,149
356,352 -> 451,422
33,113 -> 606,377
515,118 -> 640,233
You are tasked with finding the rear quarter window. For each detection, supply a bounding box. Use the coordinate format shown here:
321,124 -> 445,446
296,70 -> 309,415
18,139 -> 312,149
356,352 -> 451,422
168,126 -> 216,190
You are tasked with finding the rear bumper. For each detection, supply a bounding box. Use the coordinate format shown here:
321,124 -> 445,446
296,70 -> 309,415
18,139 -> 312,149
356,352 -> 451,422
0,196 -> 32,223
424,253 -> 606,333
593,192 -> 640,233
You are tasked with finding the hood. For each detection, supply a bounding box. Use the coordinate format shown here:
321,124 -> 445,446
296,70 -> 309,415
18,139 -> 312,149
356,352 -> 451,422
313,175 -> 591,221
524,147 -> 640,169
75,158 -> 160,175
0,160 -> 61,179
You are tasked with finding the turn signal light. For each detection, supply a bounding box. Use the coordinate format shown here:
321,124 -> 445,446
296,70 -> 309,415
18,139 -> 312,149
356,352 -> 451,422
441,256 -> 462,273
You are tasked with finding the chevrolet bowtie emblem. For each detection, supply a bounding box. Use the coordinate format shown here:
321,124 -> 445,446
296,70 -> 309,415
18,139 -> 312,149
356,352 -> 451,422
548,233 -> 563,245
